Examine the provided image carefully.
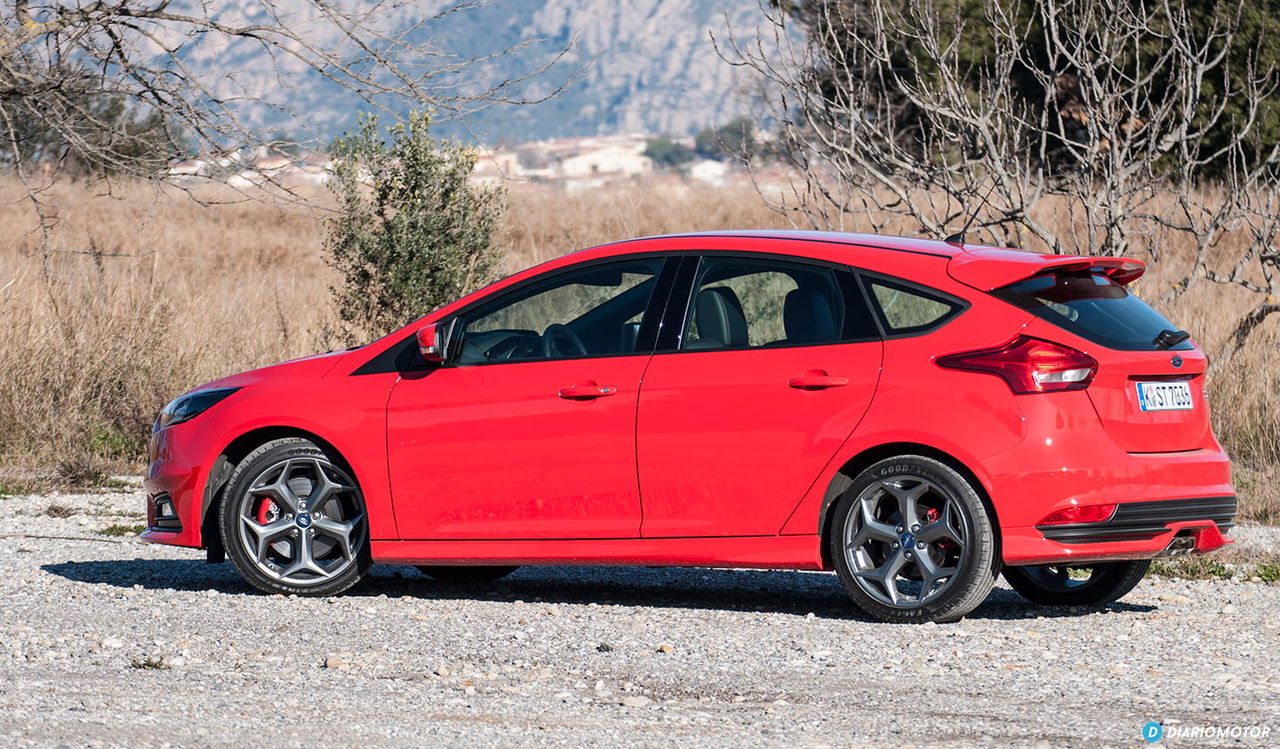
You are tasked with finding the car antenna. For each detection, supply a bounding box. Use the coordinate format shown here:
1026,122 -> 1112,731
945,181 -> 999,245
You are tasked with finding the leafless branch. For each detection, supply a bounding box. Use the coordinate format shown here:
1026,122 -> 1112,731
723,0 -> 1279,361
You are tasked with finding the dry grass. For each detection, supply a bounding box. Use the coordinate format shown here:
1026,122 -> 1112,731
0,176 -> 1275,519
0,179 -> 334,485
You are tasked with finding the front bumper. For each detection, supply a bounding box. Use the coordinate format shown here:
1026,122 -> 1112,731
139,417 -> 221,549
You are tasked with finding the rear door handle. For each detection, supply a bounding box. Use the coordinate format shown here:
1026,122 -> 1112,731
558,381 -> 618,400
788,369 -> 849,390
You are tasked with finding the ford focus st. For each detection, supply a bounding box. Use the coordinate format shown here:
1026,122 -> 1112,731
143,231 -> 1235,622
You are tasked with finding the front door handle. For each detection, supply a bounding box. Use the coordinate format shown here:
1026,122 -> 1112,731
559,381 -> 618,400
788,369 -> 849,390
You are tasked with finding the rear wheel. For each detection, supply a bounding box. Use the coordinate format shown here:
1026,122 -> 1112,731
831,455 -> 998,623
1003,560 -> 1150,606
220,438 -> 370,597
416,566 -> 519,584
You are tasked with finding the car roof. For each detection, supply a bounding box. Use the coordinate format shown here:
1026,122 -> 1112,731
596,230 -> 1145,290
608,229 -> 973,259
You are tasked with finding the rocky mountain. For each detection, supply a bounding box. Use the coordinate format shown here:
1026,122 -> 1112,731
183,0 -> 775,144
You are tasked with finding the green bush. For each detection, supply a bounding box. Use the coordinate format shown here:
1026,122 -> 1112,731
643,137 -> 694,168
693,117 -> 755,161
326,111 -> 506,341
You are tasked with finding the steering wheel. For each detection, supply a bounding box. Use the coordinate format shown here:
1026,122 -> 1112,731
542,323 -> 588,358
487,334 -> 540,361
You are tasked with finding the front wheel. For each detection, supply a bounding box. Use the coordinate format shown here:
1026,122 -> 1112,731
1002,561 -> 1150,606
220,438 -> 370,597
831,455 -> 998,623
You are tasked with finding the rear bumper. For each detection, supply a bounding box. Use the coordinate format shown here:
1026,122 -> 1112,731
979,391 -> 1234,566
1004,496 -> 1235,565
1037,496 -> 1235,544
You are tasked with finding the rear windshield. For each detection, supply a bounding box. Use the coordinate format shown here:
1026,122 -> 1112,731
992,272 -> 1192,351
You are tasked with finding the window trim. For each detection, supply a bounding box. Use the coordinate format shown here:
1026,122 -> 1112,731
658,251 -> 881,355
857,270 -> 970,339
350,333 -> 429,376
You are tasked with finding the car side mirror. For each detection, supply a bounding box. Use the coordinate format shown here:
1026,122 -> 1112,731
416,322 -> 448,364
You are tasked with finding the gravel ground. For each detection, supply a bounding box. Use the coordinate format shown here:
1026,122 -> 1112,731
2,484 -> 1279,748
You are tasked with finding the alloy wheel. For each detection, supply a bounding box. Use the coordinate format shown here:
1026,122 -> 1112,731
235,456 -> 365,586
841,475 -> 970,608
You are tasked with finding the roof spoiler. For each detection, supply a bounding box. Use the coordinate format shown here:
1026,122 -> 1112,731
946,248 -> 1146,291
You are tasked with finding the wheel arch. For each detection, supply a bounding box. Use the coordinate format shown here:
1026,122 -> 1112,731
816,442 -> 1002,570
200,426 -> 357,562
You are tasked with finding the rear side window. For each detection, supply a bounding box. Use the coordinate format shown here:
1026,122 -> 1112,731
992,272 -> 1191,351
678,257 -> 877,350
864,278 -> 963,334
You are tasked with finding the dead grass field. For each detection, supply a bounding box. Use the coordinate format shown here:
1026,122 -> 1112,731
0,176 -> 1275,519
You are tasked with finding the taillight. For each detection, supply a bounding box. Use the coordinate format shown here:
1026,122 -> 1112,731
935,336 -> 1097,394
1038,503 -> 1117,525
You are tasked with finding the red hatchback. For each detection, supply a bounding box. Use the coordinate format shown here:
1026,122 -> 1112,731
143,231 -> 1235,622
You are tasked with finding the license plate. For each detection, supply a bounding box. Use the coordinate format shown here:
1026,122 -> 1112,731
1135,381 -> 1193,411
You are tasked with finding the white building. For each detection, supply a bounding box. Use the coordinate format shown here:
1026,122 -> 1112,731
558,144 -> 652,179
687,159 -> 729,187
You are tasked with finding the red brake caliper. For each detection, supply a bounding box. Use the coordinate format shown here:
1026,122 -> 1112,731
924,507 -> 955,554
255,497 -> 275,525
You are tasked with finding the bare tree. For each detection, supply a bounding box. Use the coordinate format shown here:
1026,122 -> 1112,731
1,0 -> 568,228
719,0 -> 1279,366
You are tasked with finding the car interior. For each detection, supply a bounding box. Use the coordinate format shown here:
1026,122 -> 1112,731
683,262 -> 844,350
455,263 -> 659,363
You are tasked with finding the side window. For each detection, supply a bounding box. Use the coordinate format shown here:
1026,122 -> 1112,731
456,258 -> 663,363
865,278 -> 963,334
680,257 -> 859,350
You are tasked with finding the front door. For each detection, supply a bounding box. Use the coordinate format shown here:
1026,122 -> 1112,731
637,254 -> 883,537
387,256 -> 673,540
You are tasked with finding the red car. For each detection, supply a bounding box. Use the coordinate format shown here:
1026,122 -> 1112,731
143,231 -> 1235,622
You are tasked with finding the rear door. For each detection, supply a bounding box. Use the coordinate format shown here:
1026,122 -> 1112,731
993,271 -> 1210,452
636,254 -> 883,538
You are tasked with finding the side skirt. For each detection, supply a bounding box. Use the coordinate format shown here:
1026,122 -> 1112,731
371,535 -> 826,570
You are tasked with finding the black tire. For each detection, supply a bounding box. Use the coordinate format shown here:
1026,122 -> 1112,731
416,565 -> 519,584
1003,560 -> 1150,606
219,438 -> 370,597
830,455 -> 998,623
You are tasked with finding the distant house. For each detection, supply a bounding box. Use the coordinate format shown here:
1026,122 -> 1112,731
165,159 -> 208,178
252,154 -> 292,173
209,149 -> 245,170
687,159 -> 728,187
558,144 -> 652,179
471,147 -> 526,186
226,170 -> 262,189
295,151 -> 334,170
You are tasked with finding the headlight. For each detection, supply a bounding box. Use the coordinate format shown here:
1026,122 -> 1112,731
155,387 -> 240,431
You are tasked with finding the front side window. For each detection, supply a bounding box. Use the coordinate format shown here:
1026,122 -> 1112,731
455,258 -> 663,363
680,257 -> 863,350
